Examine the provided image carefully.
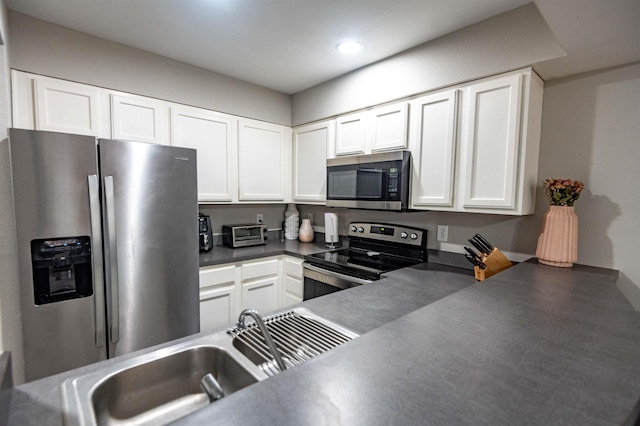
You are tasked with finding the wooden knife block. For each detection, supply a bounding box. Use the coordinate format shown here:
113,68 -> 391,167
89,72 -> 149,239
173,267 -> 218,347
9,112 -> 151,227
474,248 -> 512,281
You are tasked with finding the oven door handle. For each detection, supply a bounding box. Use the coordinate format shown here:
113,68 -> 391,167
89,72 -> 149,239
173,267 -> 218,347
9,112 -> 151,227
303,262 -> 374,286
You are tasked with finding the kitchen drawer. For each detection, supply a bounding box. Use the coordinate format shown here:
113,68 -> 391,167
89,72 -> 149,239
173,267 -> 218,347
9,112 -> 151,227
241,258 -> 279,281
199,264 -> 237,289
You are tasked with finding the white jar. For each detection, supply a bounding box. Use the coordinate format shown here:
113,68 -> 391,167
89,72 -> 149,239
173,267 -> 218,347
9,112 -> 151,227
284,204 -> 299,240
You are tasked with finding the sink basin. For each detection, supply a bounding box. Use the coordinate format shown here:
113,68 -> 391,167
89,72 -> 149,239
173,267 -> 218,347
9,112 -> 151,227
91,346 -> 256,425
61,338 -> 264,426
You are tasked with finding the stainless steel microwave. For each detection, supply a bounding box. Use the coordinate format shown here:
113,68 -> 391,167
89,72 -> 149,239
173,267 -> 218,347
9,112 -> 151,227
326,150 -> 411,211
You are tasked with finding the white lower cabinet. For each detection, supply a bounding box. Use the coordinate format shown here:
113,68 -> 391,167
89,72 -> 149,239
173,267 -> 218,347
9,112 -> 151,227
199,264 -> 239,333
199,255 -> 304,331
282,256 -> 304,307
240,257 -> 280,314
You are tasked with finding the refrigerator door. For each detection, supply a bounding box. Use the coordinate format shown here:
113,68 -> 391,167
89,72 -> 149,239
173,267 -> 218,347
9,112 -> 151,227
9,129 -> 108,382
99,139 -> 199,357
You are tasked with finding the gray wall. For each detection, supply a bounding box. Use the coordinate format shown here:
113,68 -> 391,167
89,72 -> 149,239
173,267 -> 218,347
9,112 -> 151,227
8,11 -> 292,126
0,0 -> 23,385
291,3 -> 565,126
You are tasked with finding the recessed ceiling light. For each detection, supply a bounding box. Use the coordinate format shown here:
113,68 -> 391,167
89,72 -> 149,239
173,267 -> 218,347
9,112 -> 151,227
336,41 -> 364,54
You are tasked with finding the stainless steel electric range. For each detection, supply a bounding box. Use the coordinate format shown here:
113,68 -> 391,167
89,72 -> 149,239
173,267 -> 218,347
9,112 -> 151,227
302,222 -> 428,300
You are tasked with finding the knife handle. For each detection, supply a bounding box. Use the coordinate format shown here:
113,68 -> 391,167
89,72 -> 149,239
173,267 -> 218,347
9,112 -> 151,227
468,238 -> 486,254
475,234 -> 495,252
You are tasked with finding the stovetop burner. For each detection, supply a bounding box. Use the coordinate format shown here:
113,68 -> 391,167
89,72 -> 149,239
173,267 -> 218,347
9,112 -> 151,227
304,222 -> 428,281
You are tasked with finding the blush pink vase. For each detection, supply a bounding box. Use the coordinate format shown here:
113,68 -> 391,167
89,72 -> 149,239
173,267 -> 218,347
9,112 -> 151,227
535,206 -> 578,267
298,219 -> 314,243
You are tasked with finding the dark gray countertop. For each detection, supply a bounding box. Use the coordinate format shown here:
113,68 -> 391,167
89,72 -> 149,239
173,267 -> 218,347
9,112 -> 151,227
4,258 -> 640,425
199,239 -> 338,266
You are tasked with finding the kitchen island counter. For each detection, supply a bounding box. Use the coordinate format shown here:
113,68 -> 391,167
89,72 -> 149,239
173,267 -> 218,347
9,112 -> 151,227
3,260 -> 640,425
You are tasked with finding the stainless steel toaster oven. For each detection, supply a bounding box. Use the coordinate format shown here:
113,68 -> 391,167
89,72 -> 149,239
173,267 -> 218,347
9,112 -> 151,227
222,224 -> 267,248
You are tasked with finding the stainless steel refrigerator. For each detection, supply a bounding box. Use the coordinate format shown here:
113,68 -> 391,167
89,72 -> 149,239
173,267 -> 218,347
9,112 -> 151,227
9,128 -> 200,382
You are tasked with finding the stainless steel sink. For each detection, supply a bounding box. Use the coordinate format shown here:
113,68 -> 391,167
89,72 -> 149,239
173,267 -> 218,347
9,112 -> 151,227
61,308 -> 357,426
61,335 -> 265,426
91,346 -> 256,425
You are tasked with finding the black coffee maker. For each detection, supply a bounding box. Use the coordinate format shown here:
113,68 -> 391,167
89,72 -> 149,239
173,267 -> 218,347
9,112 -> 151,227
199,214 -> 213,252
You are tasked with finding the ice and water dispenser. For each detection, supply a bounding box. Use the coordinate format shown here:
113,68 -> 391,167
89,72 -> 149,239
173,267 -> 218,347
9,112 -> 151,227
30,236 -> 93,305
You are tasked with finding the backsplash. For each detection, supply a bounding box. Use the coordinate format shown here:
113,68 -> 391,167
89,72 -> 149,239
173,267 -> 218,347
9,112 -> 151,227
198,203 -> 539,255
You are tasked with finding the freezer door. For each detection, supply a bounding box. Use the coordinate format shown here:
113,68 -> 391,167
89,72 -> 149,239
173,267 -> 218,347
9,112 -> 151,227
9,129 -> 108,382
99,139 -> 199,357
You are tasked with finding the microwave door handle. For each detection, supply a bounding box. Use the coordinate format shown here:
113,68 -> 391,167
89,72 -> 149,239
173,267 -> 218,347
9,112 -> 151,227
88,175 -> 106,348
103,176 -> 120,344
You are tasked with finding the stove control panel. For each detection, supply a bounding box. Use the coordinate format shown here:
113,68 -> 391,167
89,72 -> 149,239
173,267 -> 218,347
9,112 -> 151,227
348,222 -> 426,247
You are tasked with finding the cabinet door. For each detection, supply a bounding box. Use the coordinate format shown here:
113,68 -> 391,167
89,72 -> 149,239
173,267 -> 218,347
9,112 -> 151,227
33,77 -> 102,136
111,94 -> 168,144
335,112 -> 366,156
199,265 -> 238,332
241,258 -> 279,313
171,106 -> 236,202
238,119 -> 290,201
409,90 -> 459,208
282,257 -> 303,307
241,277 -> 279,314
292,120 -> 334,203
368,102 -> 408,152
461,74 -> 523,209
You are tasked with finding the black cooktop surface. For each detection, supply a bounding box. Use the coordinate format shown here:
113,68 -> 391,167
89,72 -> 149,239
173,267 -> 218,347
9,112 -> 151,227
305,248 -> 421,280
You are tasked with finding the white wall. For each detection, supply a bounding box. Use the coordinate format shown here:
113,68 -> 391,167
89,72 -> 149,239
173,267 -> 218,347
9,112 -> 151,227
291,3 -> 565,126
536,63 -> 640,288
8,11 -> 292,126
0,0 -> 24,384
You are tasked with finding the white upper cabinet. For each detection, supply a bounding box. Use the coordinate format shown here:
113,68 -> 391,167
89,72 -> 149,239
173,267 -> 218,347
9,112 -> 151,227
24,74 -> 102,137
34,78 -> 101,136
333,102 -> 408,158
171,106 -> 236,202
111,94 -> 169,144
408,68 -> 543,215
460,74 -> 522,210
335,111 -> 367,156
368,102 -> 409,153
457,70 -> 543,215
409,90 -> 459,208
292,120 -> 334,203
238,118 -> 291,202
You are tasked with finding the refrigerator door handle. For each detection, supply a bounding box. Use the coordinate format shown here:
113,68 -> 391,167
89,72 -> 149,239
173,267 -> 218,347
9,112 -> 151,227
88,175 -> 106,348
103,176 -> 120,344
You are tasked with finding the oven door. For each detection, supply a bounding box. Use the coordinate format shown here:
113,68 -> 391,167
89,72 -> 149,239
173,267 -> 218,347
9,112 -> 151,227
302,262 -> 373,301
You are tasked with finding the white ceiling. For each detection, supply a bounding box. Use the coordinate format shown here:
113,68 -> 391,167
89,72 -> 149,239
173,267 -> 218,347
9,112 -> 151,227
5,0 -> 640,94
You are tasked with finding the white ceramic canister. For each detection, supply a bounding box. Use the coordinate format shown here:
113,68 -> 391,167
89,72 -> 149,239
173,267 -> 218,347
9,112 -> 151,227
284,204 -> 299,240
